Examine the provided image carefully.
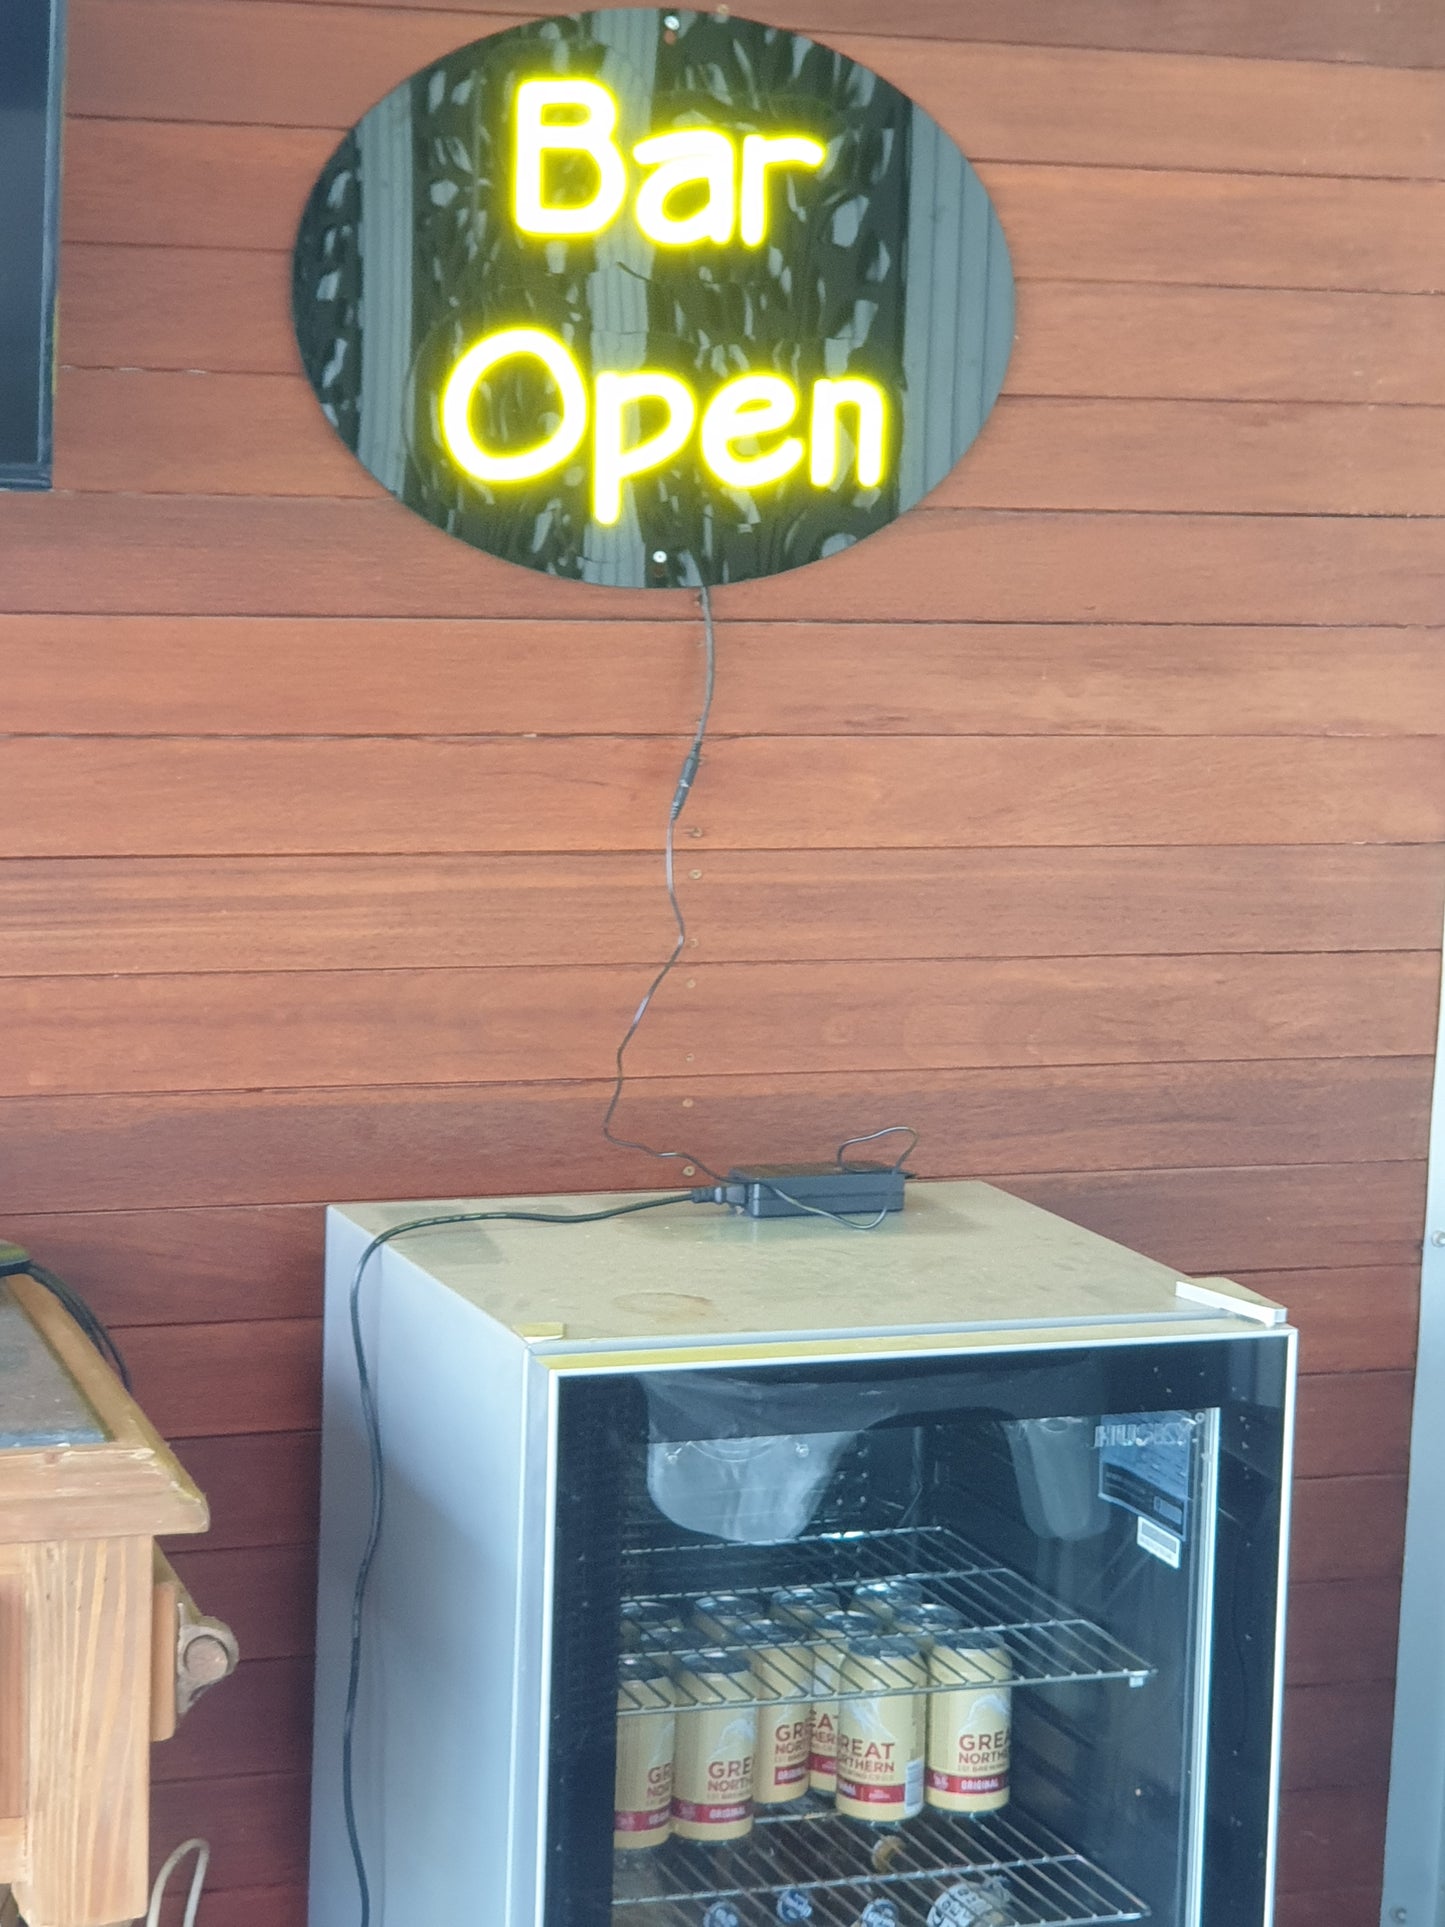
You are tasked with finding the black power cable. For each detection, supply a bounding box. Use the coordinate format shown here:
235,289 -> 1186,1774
0,1243 -> 132,1391
600,580 -> 725,1186
597,582 -> 918,1228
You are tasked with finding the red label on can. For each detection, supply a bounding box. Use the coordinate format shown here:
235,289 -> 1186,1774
614,1805 -> 671,1832
835,1776 -> 908,1804
671,1798 -> 753,1825
772,1761 -> 808,1787
924,1768 -> 1009,1795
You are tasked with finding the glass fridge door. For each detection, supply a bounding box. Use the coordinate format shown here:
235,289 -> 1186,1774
543,1333 -> 1291,1927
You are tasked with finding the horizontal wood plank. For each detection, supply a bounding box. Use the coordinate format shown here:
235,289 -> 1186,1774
163,1431 -> 321,1551
149,1889 -> 306,1927
1005,1166 -> 1427,1274
61,123 -> 1445,290
8,617 -> 1444,738
150,1772 -> 309,1894
66,3 -> 1445,181
1294,1371 -> 1414,1479
1276,1787 -> 1387,1893
0,849 -> 1437,978
152,1655 -> 313,1786
1275,1893 -> 1384,1927
193,0 -> 1445,69
165,1542 -> 317,1663
60,249 -> 1445,409
1283,1680 -> 1397,1788
1262,1268 -> 1420,1376
1286,1578 -> 1402,1686
51,373 -> 1445,517
0,954 -> 1434,1095
940,398 -> 1445,515
4,737 -> 1442,856
1290,1475 -> 1409,1584
118,1320 -> 322,1438
1012,285 -> 1445,405
990,165 -> 1445,293
6,495 -> 1444,627
59,244 -> 298,376
1,1061 -> 1427,1221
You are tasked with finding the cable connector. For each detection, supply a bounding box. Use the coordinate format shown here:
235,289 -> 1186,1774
692,1163 -> 909,1220
670,745 -> 702,820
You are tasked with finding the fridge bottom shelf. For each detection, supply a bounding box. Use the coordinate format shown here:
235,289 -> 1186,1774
612,1802 -> 1149,1927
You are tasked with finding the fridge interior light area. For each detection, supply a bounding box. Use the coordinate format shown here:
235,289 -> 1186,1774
311,1181 -> 1295,1927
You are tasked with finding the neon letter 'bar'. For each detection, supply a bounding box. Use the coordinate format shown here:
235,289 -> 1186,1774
514,79 -> 627,237
593,372 -> 697,523
809,377 -> 887,487
739,133 -> 826,246
441,328 -> 589,482
701,374 -> 804,489
632,129 -> 738,246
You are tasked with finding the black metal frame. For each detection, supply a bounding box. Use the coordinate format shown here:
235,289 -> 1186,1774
0,0 -> 66,490
546,1336 -> 1290,1927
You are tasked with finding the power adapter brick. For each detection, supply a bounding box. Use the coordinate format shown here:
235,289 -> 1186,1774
693,1162 -> 909,1220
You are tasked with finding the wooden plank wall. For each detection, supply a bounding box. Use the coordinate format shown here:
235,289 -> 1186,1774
1,0 -> 1441,1919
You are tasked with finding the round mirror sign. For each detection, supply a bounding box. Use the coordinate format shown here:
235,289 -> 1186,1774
293,9 -> 1014,588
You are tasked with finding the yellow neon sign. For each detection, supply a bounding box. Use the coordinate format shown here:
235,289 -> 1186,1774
513,77 -> 826,247
593,371 -> 697,524
444,86 -> 889,523
440,327 -> 589,482
810,378 -> 887,489
632,129 -> 737,247
700,375 -> 804,490
439,327 -> 888,517
739,134 -> 826,247
513,80 -> 628,237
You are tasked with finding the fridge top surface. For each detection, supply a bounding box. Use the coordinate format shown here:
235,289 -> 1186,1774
334,1181 -> 1282,1351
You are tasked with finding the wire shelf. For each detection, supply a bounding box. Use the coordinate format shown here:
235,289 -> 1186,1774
618,1526 -> 1153,1712
612,1803 -> 1150,1926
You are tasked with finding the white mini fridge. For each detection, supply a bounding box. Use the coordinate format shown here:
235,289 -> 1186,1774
310,1180 -> 1295,1927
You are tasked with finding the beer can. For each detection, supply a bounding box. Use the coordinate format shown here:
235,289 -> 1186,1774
637,1624 -> 697,1661
852,1578 -> 927,1624
614,1654 -> 676,1850
769,1585 -> 843,1630
925,1638 -> 1013,1814
671,1647 -> 757,1842
691,1592 -> 767,1641
736,1623 -> 811,1807
620,1596 -> 685,1649
836,1634 -> 928,1823
890,1601 -> 968,1650
808,1609 -> 877,1795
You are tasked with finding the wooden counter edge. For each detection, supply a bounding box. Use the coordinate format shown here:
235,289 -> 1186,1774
0,1278 -> 208,1544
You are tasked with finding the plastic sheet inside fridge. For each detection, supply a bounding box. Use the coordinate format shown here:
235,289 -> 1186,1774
311,1183 -> 1294,1927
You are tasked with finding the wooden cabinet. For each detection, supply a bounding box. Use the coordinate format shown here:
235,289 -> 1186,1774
0,1277 -> 214,1927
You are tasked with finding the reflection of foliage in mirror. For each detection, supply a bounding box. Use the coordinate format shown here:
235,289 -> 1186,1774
293,131 -> 363,451
401,18 -> 611,578
290,9 -> 1012,588
628,13 -> 909,584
